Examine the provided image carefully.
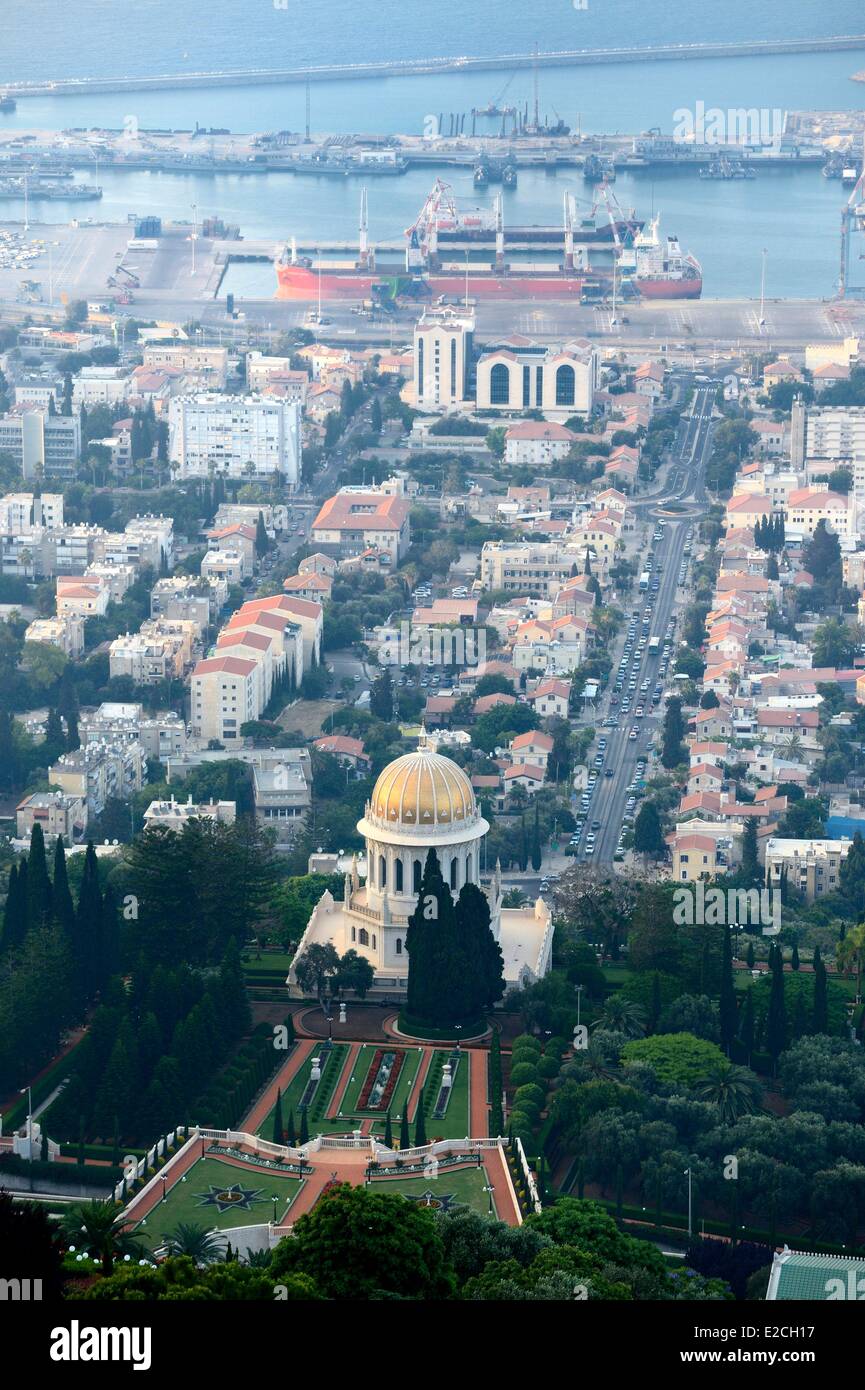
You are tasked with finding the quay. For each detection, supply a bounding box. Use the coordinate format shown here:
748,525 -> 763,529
4,35 -> 865,97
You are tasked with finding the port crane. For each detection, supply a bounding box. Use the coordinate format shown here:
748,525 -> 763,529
839,129 -> 865,298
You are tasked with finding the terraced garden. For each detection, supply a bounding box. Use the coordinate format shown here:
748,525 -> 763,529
132,1156 -> 303,1250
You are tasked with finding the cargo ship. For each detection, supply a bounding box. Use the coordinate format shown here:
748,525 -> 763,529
276,179 -> 702,302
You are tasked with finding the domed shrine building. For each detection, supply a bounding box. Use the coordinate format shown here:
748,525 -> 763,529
288,746 -> 553,997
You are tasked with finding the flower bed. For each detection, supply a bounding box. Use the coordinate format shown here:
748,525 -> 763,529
357,1049 -> 404,1111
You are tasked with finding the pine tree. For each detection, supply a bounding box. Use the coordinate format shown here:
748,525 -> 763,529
414,1083 -> 427,1147
272,1088 -> 284,1145
812,946 -> 829,1034
719,925 -> 737,1055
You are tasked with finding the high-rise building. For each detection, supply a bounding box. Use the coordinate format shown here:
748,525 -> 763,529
413,307 -> 475,410
168,394 -> 301,487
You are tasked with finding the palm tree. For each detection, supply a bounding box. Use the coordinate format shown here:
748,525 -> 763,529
693,1062 -> 763,1123
61,1199 -> 146,1276
837,922 -> 865,1005
592,995 -> 647,1039
161,1222 -> 225,1266
560,1035 -> 621,1085
245,1247 -> 273,1268
779,733 -> 803,761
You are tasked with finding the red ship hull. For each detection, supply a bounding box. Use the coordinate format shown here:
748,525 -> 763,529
276,263 -> 590,301
635,277 -> 703,300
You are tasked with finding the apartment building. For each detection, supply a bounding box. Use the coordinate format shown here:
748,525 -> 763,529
0,492 -> 63,531
168,393 -> 301,487
0,410 -> 81,482
49,741 -> 144,823
108,619 -> 198,684
764,836 -> 853,903
150,576 -> 219,634
24,614 -> 85,658
16,790 -> 86,843
480,540 -> 577,597
79,702 -> 187,760
190,654 -> 260,745
143,795 -> 237,831
56,574 -> 110,619
142,344 -> 229,388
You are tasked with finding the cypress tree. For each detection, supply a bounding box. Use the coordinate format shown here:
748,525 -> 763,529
746,940 -> 755,970
52,835 -> 75,942
76,841 -> 102,1005
272,1088 -> 284,1145
519,815 -> 528,873
299,1107 -> 309,1145
414,1083 -> 427,1147
739,986 -> 755,1065
812,946 -> 829,1034
99,882 -> 120,988
286,1109 -> 296,1146
719,925 -> 737,1055
399,1108 -> 410,1150
27,823 -> 52,930
1,862 -> 27,952
791,941 -> 800,971
383,1110 -> 393,1148
766,943 -> 786,1074
530,803 -> 542,873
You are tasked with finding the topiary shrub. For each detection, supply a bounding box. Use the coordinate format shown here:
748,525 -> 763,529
509,1061 -> 541,1088
512,1034 -> 541,1054
513,1083 -> 545,1111
511,1097 -> 541,1126
537,1055 -> 560,1080
544,1036 -> 570,1057
507,1109 -> 535,1140
510,1047 -> 543,1072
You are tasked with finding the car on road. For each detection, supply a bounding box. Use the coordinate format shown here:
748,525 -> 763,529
629,728 -> 638,740
604,767 -> 614,777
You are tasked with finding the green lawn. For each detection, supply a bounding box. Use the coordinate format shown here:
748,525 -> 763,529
371,1164 -> 498,1217
257,1044 -> 351,1141
132,1156 -> 303,1250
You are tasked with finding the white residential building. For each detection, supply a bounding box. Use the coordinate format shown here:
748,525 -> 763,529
168,393 -> 301,487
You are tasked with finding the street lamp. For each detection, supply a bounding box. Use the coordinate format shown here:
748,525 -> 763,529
683,1166 -> 693,1239
483,1183 -> 495,1216
161,1176 -> 167,1202
19,1086 -> 32,1142
271,1195 -> 279,1223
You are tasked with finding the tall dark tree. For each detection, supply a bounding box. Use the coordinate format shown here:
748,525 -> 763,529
719,925 -> 737,1055
399,1108 -> 410,1150
812,946 -> 829,1035
414,1083 -> 427,1147
530,803 -> 542,873
740,817 -> 760,888
739,987 -> 755,1066
455,881 -> 505,1012
255,510 -> 270,558
75,841 -> 103,1005
383,1109 -> 393,1148
272,1088 -> 284,1146
1,861 -> 27,952
27,823 -> 53,931
52,835 -> 75,943
661,697 -> 686,770
766,943 -> 787,1074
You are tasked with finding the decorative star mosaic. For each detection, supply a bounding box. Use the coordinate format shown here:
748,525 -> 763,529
402,1190 -> 457,1211
196,1183 -> 265,1214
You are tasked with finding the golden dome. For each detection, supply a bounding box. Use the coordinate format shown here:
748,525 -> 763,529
368,748 -> 476,828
